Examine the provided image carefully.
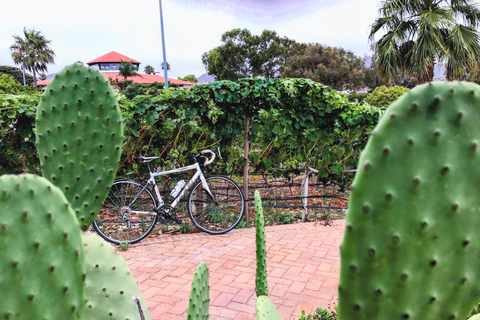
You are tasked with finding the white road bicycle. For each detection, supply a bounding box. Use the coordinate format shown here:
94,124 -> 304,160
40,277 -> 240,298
93,147 -> 245,244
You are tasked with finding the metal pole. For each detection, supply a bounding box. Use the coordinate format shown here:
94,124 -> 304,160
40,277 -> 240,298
159,0 -> 169,90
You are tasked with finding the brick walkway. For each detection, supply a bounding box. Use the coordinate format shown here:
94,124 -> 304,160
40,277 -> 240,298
119,220 -> 345,320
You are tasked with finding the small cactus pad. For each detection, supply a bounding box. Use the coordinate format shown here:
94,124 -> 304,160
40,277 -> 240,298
256,296 -> 282,320
35,63 -> 123,230
82,233 -> 151,320
339,82 -> 480,320
254,190 -> 268,297
0,174 -> 85,319
187,261 -> 210,320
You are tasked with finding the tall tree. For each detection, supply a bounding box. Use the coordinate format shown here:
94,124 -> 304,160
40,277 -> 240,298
178,74 -> 198,83
117,60 -> 141,90
281,43 -> 366,91
0,65 -> 34,86
144,65 -> 155,74
161,62 -> 170,71
10,28 -> 55,89
370,0 -> 480,83
202,28 -> 297,80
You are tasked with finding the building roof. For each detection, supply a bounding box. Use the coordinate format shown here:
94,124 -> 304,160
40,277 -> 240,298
87,51 -> 140,65
37,72 -> 196,87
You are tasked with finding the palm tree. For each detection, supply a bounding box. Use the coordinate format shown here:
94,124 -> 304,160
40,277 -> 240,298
118,60 -> 141,81
10,28 -> 55,89
161,62 -> 170,71
369,0 -> 480,83
144,65 -> 155,74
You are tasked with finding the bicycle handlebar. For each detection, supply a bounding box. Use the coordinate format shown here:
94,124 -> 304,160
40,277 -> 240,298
201,150 -> 216,165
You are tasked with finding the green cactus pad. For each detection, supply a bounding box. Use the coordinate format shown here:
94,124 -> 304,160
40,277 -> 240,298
187,261 -> 210,320
0,174 -> 85,319
256,296 -> 282,320
35,63 -> 123,230
339,82 -> 480,320
82,233 -> 151,320
254,190 -> 268,297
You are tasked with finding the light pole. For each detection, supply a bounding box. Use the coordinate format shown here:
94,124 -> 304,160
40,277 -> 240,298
159,0 -> 169,90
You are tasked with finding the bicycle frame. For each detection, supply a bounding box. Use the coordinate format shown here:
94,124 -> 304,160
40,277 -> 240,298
130,162 -> 214,215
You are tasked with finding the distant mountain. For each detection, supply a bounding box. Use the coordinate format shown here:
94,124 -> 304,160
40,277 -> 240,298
198,73 -> 216,83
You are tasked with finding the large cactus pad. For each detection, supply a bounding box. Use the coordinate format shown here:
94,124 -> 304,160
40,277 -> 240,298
36,63 -> 123,229
82,233 -> 151,320
0,174 -> 85,319
339,82 -> 480,320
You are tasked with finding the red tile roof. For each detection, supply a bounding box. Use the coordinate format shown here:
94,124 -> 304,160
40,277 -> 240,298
87,51 -> 140,65
37,72 -> 196,87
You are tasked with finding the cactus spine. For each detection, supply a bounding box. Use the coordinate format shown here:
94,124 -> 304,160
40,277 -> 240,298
338,82 -> 480,320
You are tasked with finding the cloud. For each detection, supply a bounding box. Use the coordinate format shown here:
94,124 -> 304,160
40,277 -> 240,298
0,0 -> 380,78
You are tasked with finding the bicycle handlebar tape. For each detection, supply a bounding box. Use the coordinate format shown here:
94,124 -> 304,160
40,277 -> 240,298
254,190 -> 268,297
187,261 -> 210,320
338,82 -> 480,320
35,63 -> 123,230
82,233 -> 152,320
0,174 -> 86,319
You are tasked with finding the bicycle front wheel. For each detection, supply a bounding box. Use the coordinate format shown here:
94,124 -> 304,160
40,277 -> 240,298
93,180 -> 158,244
187,175 -> 245,234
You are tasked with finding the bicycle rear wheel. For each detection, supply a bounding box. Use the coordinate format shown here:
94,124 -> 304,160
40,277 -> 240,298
93,180 -> 157,244
187,175 -> 245,234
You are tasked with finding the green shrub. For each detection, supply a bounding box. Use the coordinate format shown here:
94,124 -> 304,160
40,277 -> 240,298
0,65 -> 34,86
346,92 -> 369,103
296,307 -> 337,320
0,74 -> 29,94
364,85 -> 409,107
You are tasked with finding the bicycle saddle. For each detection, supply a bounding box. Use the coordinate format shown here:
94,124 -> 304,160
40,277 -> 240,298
134,156 -> 159,163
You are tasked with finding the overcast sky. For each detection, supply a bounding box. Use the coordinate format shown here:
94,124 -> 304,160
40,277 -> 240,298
0,0 -> 380,79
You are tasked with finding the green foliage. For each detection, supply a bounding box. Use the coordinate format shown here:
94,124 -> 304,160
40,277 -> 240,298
296,307 -> 337,320
369,0 -> 480,82
363,85 -> 409,107
0,65 -> 34,85
178,74 -> 198,83
202,28 -> 297,80
123,82 -> 168,100
0,74 -> 29,94
1,78 -> 383,180
346,92 -> 369,104
0,93 -> 41,174
281,43 -> 366,91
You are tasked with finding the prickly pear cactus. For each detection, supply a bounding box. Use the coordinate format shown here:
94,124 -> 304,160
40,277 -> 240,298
254,190 -> 268,297
35,63 -> 123,230
82,233 -> 151,320
187,261 -> 210,320
256,296 -> 282,320
0,174 -> 86,319
339,82 -> 480,320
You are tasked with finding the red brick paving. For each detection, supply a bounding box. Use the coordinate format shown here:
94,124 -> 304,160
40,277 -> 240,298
118,220 -> 345,320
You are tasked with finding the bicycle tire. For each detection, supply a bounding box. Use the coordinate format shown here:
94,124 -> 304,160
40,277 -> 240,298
187,175 -> 245,234
93,180 -> 158,244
